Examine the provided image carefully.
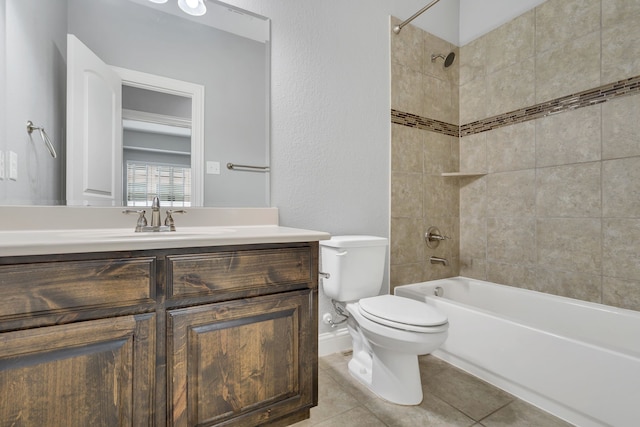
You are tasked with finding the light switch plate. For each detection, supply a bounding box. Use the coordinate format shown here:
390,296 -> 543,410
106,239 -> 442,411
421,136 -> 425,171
8,151 -> 18,181
206,161 -> 220,175
0,151 -> 4,180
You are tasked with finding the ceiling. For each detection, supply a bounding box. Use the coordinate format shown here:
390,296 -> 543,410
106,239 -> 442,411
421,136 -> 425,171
400,0 -> 548,46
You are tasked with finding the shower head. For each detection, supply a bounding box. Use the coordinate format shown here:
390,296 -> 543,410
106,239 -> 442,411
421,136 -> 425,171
431,52 -> 455,68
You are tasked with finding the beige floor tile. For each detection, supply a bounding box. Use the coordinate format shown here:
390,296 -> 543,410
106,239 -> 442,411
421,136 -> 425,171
321,354 -> 379,405
481,399 -> 574,427
313,406 -> 386,427
365,391 -> 475,427
303,372 -> 362,424
296,353 -> 571,427
422,360 -> 514,420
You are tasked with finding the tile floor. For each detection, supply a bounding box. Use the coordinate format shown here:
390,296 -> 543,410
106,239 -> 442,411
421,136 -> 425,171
293,352 -> 574,427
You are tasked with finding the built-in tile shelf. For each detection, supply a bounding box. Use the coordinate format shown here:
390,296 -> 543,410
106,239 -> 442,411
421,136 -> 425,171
441,172 -> 486,177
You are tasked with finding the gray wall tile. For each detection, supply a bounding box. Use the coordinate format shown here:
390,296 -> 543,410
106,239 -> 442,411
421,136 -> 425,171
536,31 -> 601,103
487,170 -> 536,217
603,157 -> 640,218
536,0 -> 600,54
486,121 -> 536,173
536,162 -> 601,218
603,218 -> 640,281
536,105 -> 601,167
603,276 -> 640,311
602,95 -> 640,159
602,18 -> 640,83
487,217 -> 536,265
537,218 -> 602,275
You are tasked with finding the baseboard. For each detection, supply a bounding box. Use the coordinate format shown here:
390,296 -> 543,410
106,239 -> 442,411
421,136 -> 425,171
318,327 -> 351,357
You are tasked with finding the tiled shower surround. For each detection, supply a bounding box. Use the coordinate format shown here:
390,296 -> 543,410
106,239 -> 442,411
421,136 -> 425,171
390,0 -> 640,311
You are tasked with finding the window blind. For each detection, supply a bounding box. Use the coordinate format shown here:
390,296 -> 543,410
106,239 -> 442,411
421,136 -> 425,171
126,162 -> 191,207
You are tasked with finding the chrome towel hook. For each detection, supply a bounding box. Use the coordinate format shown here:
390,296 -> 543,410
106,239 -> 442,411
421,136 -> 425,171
26,120 -> 57,158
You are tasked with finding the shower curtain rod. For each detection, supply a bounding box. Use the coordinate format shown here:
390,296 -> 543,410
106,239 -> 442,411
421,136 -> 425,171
392,0 -> 441,34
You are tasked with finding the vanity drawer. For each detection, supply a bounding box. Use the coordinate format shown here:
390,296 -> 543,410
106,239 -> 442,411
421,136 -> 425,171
0,257 -> 155,319
167,247 -> 313,298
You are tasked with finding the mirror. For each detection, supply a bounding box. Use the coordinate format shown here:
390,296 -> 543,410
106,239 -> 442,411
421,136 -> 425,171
0,0 -> 270,207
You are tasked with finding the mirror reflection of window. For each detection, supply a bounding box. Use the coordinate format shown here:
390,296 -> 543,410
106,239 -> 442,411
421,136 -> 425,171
126,162 -> 191,207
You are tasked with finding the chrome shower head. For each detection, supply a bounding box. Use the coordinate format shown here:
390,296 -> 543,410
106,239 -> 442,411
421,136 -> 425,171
431,51 -> 455,68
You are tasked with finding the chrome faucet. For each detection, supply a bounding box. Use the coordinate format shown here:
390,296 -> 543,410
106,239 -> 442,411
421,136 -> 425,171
430,256 -> 449,266
123,197 -> 186,232
150,196 -> 162,228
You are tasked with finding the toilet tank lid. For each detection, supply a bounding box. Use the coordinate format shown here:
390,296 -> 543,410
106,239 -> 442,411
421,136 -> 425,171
319,235 -> 388,248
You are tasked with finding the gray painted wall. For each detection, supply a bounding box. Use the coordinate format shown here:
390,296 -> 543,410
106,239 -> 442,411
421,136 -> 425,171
1,2 -> 5,202
122,86 -> 192,119
3,0 -> 66,205
123,131 -> 191,167
223,1 -> 395,335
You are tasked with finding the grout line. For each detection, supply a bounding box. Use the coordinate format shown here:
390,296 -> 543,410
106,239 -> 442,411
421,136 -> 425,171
476,400 -> 516,424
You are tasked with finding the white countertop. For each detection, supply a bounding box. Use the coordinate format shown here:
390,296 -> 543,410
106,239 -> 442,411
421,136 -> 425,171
0,206 -> 330,257
0,225 -> 331,256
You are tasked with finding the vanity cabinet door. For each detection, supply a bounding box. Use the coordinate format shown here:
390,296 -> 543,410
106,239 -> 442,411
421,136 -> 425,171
0,313 -> 155,427
167,290 -> 316,427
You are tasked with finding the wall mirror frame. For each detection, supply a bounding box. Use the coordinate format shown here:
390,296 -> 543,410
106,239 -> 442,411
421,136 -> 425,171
1,0 -> 271,208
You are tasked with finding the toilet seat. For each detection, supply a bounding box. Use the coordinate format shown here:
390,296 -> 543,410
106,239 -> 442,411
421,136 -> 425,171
358,295 -> 448,333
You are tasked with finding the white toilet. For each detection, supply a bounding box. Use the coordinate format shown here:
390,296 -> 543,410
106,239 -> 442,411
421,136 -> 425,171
320,235 -> 448,405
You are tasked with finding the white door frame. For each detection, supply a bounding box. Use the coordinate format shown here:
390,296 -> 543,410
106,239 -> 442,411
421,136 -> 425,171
112,66 -> 205,207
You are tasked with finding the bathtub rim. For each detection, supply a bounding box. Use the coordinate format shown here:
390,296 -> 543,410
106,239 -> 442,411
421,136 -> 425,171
395,276 -> 640,360
398,275 -> 640,317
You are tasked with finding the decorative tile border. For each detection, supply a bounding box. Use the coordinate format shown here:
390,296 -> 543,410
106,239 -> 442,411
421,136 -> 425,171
392,74 -> 640,138
390,110 -> 459,137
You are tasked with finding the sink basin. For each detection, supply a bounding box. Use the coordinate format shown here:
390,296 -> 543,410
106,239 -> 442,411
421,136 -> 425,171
75,227 -> 236,240
102,229 -> 235,239
0,227 -> 239,247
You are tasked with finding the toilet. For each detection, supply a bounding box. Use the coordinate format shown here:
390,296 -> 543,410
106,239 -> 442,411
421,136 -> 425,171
320,235 -> 448,405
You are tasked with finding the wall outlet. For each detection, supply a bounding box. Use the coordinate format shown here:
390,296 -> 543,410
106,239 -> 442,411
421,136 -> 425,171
0,151 -> 4,180
206,161 -> 220,175
8,151 -> 18,181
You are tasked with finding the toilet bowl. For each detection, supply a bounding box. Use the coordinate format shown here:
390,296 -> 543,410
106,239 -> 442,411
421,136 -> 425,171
319,236 -> 449,405
346,295 -> 448,404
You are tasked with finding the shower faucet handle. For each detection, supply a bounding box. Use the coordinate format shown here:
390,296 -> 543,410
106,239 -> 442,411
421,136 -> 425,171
425,226 -> 450,249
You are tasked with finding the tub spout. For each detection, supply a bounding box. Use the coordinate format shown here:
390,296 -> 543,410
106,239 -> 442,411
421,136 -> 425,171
430,256 -> 449,266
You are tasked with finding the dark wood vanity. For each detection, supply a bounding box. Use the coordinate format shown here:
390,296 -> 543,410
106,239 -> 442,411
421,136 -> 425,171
0,241 -> 319,426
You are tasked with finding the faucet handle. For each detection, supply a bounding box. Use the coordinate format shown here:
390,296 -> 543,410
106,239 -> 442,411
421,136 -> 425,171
164,209 -> 187,231
122,209 -> 148,232
425,226 -> 450,249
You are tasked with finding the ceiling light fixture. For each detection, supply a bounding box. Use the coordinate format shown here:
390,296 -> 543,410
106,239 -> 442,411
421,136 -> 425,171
148,0 -> 207,16
178,0 -> 207,16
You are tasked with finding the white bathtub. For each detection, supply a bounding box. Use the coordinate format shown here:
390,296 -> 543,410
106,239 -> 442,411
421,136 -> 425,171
395,277 -> 640,427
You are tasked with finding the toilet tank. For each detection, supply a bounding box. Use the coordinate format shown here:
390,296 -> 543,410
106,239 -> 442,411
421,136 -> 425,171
319,235 -> 388,301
